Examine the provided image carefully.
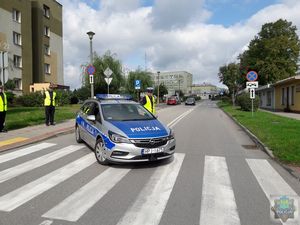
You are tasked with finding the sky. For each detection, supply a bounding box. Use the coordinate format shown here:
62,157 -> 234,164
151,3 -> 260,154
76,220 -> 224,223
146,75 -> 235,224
57,0 -> 300,89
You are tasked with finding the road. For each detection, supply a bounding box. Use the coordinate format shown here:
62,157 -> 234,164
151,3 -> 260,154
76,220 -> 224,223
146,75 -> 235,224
0,100 -> 299,225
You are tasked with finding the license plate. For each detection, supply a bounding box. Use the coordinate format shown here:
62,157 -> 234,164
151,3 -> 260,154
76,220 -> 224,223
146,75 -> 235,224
142,147 -> 164,155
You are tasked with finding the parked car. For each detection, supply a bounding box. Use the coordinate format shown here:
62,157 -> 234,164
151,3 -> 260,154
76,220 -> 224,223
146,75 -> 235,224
185,97 -> 196,105
167,96 -> 178,105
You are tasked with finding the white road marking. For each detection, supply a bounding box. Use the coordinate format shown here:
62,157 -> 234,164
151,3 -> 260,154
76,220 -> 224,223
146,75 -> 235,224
246,159 -> 297,196
0,143 -> 56,164
43,167 -> 130,222
0,145 -> 84,184
247,159 -> 300,225
167,106 -> 199,128
0,153 -> 95,212
200,156 -> 241,225
38,220 -> 53,225
117,153 -> 185,225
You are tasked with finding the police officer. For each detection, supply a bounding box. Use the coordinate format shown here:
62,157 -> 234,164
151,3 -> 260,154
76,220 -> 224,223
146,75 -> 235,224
44,84 -> 56,126
141,87 -> 156,114
0,85 -> 7,132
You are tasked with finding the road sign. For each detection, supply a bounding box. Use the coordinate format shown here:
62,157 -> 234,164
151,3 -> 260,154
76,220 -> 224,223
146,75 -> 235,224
89,75 -> 94,84
135,80 -> 141,90
246,81 -> 258,89
105,77 -> 113,85
104,67 -> 113,77
250,88 -> 255,99
86,64 -> 95,75
246,71 -> 258,81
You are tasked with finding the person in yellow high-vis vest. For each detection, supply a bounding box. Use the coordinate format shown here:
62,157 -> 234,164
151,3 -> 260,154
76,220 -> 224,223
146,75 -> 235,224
0,85 -> 7,132
44,84 -> 56,126
141,87 -> 156,114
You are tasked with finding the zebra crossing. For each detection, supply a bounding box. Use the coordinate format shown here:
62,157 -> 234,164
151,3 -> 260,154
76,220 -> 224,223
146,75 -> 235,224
0,142 -> 299,225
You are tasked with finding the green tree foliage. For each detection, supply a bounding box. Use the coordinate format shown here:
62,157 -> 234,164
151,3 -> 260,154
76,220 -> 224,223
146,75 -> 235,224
4,79 -> 16,90
239,19 -> 300,84
218,63 -> 242,106
125,69 -> 154,95
73,87 -> 90,101
84,51 -> 125,94
154,83 -> 168,98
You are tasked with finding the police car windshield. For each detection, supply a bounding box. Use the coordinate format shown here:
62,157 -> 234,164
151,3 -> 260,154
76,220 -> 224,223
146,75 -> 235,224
101,104 -> 155,121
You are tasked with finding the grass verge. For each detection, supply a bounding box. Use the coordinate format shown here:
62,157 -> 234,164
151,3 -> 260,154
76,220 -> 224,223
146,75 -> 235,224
5,105 -> 80,130
218,101 -> 300,165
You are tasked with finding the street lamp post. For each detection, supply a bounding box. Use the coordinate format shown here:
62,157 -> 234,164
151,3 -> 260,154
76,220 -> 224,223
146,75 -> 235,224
87,31 -> 95,98
157,71 -> 160,104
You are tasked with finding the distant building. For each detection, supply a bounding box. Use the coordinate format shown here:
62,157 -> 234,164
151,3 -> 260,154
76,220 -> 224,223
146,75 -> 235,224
0,0 -> 63,94
152,71 -> 193,95
29,82 -> 69,92
191,83 -> 221,99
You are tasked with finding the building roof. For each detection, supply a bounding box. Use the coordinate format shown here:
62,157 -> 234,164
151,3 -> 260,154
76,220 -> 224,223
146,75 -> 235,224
273,75 -> 300,86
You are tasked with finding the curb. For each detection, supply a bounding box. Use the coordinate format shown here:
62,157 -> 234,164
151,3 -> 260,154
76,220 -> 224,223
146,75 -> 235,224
0,126 -> 74,153
219,106 -> 300,181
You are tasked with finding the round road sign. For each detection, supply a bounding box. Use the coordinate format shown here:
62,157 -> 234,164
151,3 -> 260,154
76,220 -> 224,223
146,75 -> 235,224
86,65 -> 96,75
246,71 -> 258,81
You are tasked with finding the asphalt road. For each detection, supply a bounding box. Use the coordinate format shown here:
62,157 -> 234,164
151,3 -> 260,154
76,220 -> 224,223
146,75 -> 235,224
0,100 -> 299,225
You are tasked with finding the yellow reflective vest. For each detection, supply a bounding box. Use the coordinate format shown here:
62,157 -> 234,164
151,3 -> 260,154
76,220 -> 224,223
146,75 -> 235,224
144,95 -> 156,114
44,91 -> 56,106
0,93 -> 7,112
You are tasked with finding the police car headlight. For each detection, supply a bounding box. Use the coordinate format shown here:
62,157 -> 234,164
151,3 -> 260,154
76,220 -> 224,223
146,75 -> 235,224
168,129 -> 175,140
108,131 -> 131,144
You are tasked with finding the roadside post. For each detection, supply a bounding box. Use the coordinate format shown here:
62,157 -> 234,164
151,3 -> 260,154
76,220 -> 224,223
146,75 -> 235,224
135,79 -> 141,101
86,64 -> 96,98
246,71 -> 259,117
104,67 -> 113,94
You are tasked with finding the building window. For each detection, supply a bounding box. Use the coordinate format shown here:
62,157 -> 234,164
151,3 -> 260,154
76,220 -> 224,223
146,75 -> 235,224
43,5 -> 50,18
12,9 -> 21,23
14,78 -> 22,90
13,32 -> 22,45
281,88 -> 285,105
13,55 -> 22,68
45,63 -> 51,74
291,86 -> 294,105
44,45 -> 50,55
44,26 -> 50,37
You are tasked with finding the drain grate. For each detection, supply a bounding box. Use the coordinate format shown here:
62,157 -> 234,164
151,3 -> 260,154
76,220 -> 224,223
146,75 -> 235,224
241,144 -> 259,150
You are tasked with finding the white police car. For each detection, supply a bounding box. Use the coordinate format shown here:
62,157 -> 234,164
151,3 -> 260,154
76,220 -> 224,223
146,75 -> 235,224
75,94 -> 176,165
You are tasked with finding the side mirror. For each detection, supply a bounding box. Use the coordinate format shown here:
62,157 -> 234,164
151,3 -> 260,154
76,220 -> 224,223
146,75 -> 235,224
87,115 -> 96,122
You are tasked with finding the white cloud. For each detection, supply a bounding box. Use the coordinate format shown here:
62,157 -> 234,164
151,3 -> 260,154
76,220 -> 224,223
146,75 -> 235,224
60,0 -> 300,89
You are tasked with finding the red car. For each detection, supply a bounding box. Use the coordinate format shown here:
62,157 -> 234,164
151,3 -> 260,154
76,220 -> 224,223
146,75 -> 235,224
167,96 -> 178,105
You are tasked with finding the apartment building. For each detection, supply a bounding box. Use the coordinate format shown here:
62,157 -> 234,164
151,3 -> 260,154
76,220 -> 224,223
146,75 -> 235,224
0,0 -> 63,94
152,71 -> 193,95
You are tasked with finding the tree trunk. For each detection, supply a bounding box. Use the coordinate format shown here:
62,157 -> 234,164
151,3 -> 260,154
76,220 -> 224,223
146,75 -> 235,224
232,90 -> 235,107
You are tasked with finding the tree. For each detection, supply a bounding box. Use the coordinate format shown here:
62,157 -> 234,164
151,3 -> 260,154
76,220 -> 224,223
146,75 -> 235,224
218,63 -> 242,106
4,79 -> 16,90
83,51 -> 125,94
125,69 -> 153,95
154,83 -> 168,100
239,19 -> 300,85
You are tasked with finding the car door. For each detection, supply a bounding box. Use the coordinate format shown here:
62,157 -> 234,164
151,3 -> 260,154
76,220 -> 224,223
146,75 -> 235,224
84,102 -> 101,147
77,102 -> 92,142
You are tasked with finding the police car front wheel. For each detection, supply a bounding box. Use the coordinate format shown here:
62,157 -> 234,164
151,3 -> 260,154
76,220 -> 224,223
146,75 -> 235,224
95,138 -> 108,165
75,125 -> 83,143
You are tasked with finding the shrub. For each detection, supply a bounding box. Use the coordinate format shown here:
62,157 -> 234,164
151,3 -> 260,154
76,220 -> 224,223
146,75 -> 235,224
56,90 -> 71,106
15,92 -> 44,107
236,92 -> 259,111
70,95 -> 79,104
5,91 -> 15,106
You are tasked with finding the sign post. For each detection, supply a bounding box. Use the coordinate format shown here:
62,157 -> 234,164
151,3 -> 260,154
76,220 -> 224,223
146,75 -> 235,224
135,80 -> 141,101
246,71 -> 258,117
104,67 -> 113,94
86,64 -> 96,98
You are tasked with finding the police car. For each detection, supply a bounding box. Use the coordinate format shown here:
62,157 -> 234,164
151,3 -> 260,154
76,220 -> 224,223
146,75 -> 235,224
75,94 -> 176,165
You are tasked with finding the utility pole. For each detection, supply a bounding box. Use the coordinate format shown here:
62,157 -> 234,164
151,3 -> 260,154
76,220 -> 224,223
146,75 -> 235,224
87,31 -> 95,98
157,71 -> 160,104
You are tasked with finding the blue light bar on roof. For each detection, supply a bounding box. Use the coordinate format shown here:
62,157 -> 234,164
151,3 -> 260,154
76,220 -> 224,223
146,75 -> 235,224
96,94 -> 132,100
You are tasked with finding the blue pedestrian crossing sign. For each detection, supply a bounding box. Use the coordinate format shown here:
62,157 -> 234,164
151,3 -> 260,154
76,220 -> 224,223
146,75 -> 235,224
246,71 -> 258,81
135,80 -> 141,90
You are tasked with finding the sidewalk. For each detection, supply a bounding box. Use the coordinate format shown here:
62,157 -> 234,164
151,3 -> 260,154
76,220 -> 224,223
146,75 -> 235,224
260,109 -> 300,120
0,120 -> 75,153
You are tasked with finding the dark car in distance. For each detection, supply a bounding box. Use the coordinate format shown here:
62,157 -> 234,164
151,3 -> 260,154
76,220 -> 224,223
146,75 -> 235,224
185,97 -> 196,105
